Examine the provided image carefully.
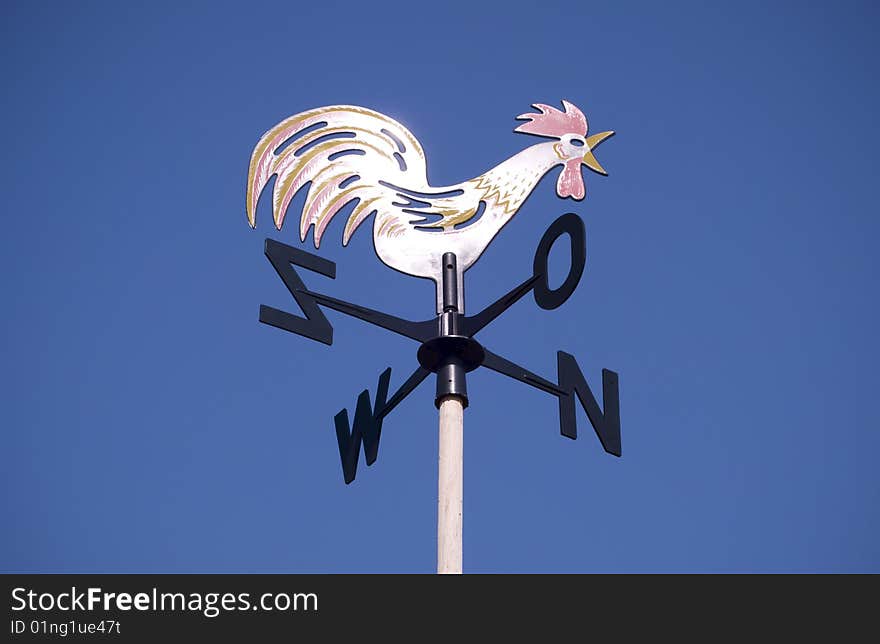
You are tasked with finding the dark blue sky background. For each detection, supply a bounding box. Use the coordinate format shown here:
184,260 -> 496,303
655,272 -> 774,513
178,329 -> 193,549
2,1 -> 877,572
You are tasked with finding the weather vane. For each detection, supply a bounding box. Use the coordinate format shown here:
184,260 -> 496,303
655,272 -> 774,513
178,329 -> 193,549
244,100 -> 622,573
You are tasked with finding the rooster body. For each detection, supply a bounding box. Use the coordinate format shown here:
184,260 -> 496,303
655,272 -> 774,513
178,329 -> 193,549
246,101 -> 612,313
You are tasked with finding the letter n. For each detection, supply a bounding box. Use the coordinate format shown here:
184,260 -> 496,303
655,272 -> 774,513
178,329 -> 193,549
334,369 -> 391,484
557,351 -> 621,456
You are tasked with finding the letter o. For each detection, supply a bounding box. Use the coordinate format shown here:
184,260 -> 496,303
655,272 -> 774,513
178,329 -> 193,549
532,213 -> 586,310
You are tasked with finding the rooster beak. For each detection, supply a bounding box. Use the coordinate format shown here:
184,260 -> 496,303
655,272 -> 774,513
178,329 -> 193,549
582,148 -> 607,175
582,130 -> 614,175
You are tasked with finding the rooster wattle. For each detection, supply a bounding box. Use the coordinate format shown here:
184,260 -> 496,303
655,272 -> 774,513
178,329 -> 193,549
246,100 -> 613,313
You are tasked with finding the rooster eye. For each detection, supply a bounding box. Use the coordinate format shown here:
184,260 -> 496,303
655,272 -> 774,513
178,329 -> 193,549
570,139 -> 585,147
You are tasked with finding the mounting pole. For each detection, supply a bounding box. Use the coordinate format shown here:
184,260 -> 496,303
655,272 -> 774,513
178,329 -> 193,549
417,254 -> 483,573
437,394 -> 463,574
437,252 -> 464,574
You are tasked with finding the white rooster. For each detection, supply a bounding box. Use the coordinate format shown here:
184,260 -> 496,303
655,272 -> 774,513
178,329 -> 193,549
246,100 -> 613,313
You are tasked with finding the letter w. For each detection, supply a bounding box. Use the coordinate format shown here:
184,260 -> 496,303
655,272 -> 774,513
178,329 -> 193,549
335,369 -> 391,484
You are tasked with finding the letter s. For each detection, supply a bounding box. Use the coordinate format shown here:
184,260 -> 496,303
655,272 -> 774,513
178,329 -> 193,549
11,588 -> 26,611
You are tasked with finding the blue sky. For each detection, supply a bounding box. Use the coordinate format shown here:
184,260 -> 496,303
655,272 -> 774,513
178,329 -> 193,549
2,1 -> 878,572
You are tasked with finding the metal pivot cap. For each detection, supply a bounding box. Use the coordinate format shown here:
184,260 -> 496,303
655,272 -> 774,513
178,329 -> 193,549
417,335 -> 485,408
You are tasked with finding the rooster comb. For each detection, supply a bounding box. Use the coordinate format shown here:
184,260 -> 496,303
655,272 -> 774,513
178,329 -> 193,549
514,100 -> 588,139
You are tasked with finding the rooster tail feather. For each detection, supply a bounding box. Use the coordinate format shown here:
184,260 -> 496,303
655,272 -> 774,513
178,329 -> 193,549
246,105 -> 429,244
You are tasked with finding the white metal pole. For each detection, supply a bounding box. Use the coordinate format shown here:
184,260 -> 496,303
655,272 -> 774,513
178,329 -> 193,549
437,394 -> 464,574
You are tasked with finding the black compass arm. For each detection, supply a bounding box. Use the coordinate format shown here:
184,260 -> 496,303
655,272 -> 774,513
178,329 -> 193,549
481,347 -> 621,457
302,273 -> 539,346
374,365 -> 431,421
298,260 -> 545,344
459,274 -> 541,337
299,289 -> 436,343
480,349 -> 566,396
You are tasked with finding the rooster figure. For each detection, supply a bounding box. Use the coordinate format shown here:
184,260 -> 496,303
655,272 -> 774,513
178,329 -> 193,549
246,100 -> 613,313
